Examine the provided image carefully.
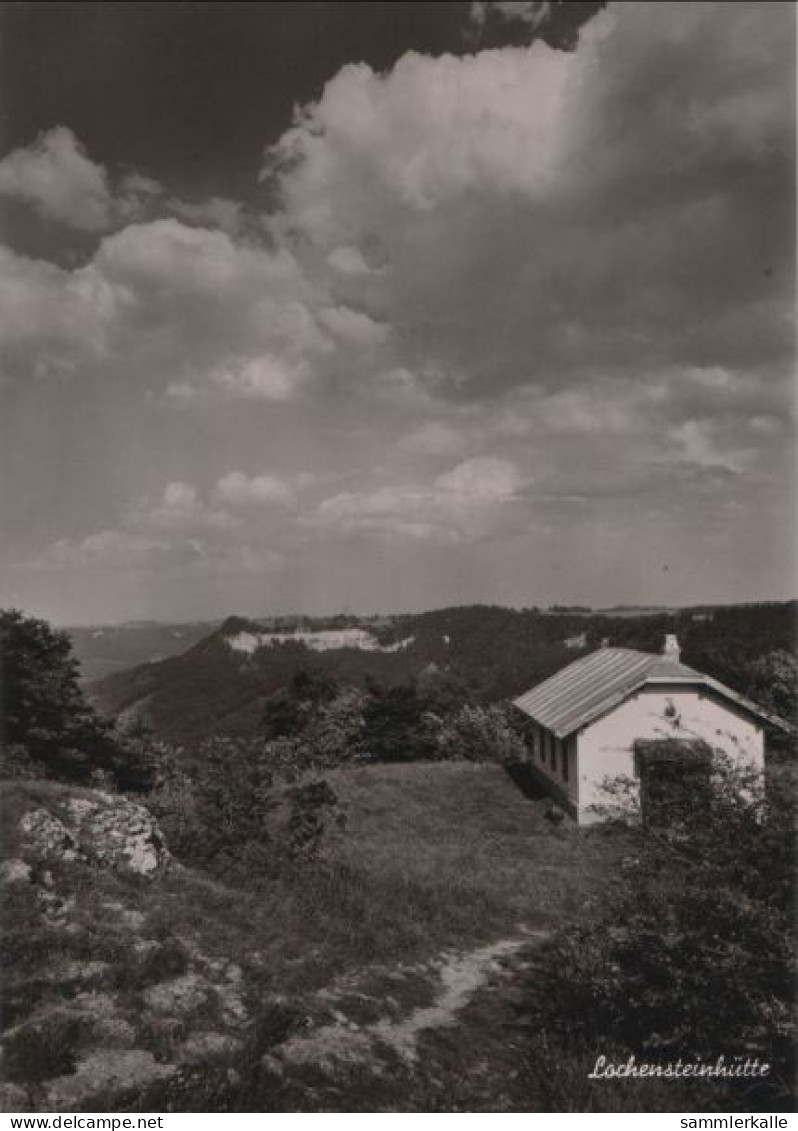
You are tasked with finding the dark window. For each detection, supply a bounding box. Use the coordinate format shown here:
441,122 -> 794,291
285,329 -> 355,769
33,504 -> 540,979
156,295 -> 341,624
561,744 -> 569,782
549,733 -> 556,770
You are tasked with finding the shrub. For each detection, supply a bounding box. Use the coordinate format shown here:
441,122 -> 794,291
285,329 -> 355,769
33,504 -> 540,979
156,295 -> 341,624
434,703 -> 527,763
162,736 -> 276,869
2,1015 -> 93,1084
285,779 -> 341,859
527,757 -> 796,1109
294,688 -> 366,768
359,683 -> 438,762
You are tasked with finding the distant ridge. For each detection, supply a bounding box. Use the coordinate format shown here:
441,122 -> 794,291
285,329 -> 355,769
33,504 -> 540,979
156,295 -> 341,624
81,601 -> 797,744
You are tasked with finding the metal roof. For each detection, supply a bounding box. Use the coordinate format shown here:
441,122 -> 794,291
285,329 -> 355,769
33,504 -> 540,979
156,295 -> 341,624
513,647 -> 790,738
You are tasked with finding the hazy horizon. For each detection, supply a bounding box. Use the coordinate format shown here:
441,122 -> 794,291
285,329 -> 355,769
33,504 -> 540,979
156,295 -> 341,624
2,2 -> 795,626
55,593 -> 797,632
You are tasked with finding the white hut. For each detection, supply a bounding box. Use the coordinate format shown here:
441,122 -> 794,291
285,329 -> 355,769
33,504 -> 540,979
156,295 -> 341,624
513,637 -> 788,824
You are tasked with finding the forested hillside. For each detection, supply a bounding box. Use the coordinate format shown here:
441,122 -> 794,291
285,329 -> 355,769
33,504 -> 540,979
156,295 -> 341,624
88,602 -> 797,744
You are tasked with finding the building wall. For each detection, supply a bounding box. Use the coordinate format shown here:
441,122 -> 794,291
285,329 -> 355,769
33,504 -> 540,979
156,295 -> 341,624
524,720 -> 579,804
575,684 -> 765,823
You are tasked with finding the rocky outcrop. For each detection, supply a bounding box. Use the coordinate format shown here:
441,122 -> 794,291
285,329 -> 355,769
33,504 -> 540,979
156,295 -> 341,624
17,809 -> 80,862
0,859 -> 32,884
44,1050 -> 173,1109
16,791 -> 169,878
1,783 -> 259,1112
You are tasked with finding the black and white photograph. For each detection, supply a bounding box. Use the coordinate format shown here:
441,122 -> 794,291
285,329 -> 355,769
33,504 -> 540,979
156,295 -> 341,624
0,0 -> 795,1116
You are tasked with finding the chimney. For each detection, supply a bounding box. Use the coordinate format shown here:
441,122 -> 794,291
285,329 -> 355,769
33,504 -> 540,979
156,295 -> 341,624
663,634 -> 680,662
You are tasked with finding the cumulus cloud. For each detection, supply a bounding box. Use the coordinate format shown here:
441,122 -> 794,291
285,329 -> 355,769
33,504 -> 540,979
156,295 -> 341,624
34,527 -> 281,578
157,481 -> 201,515
667,420 -> 754,474
213,471 -> 296,508
398,420 -> 467,456
306,457 -> 524,543
378,362 -> 781,530
259,1 -> 792,412
91,218 -> 293,297
470,1 -> 553,33
162,380 -> 201,401
435,456 -> 524,500
396,363 -> 772,453
0,217 -> 333,395
0,245 -> 114,379
264,45 -> 575,243
0,204 -> 394,395
131,481 -> 235,532
7,2 -> 791,424
326,245 -> 375,276
210,356 -> 309,401
467,0 -> 608,48
0,127 -> 161,230
0,127 -> 112,230
33,474 -> 294,579
317,305 -> 389,348
2,3 -> 793,613
37,530 -> 174,571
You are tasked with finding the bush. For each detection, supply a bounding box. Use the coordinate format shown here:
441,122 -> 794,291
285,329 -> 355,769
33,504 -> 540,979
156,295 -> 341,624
2,1015 -> 93,1084
434,703 -> 527,763
151,736 -> 276,869
359,683 -> 438,762
527,756 -> 796,1109
285,779 -> 342,859
145,731 -> 344,878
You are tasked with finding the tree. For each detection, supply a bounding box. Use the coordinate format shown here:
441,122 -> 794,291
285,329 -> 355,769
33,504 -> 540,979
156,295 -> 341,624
0,609 -> 150,790
261,667 -> 338,739
745,650 -> 797,722
359,682 -> 437,762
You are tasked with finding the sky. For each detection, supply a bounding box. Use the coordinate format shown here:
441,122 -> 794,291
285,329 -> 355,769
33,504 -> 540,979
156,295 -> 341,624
0,0 -> 795,625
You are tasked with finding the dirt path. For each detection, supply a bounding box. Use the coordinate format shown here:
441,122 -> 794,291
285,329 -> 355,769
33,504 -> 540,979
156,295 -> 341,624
277,930 -> 548,1069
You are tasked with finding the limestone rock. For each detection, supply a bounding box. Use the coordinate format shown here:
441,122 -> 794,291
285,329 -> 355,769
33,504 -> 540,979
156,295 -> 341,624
18,809 -> 79,862
64,796 -> 168,877
177,1030 -> 242,1063
44,1049 -> 173,1109
143,974 -> 208,1016
44,960 -> 111,985
101,900 -> 147,930
15,792 -> 169,878
36,888 -> 76,926
0,859 -> 32,884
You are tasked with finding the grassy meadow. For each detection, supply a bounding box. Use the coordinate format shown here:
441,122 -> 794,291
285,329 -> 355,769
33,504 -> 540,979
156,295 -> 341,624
3,763 -> 635,1111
